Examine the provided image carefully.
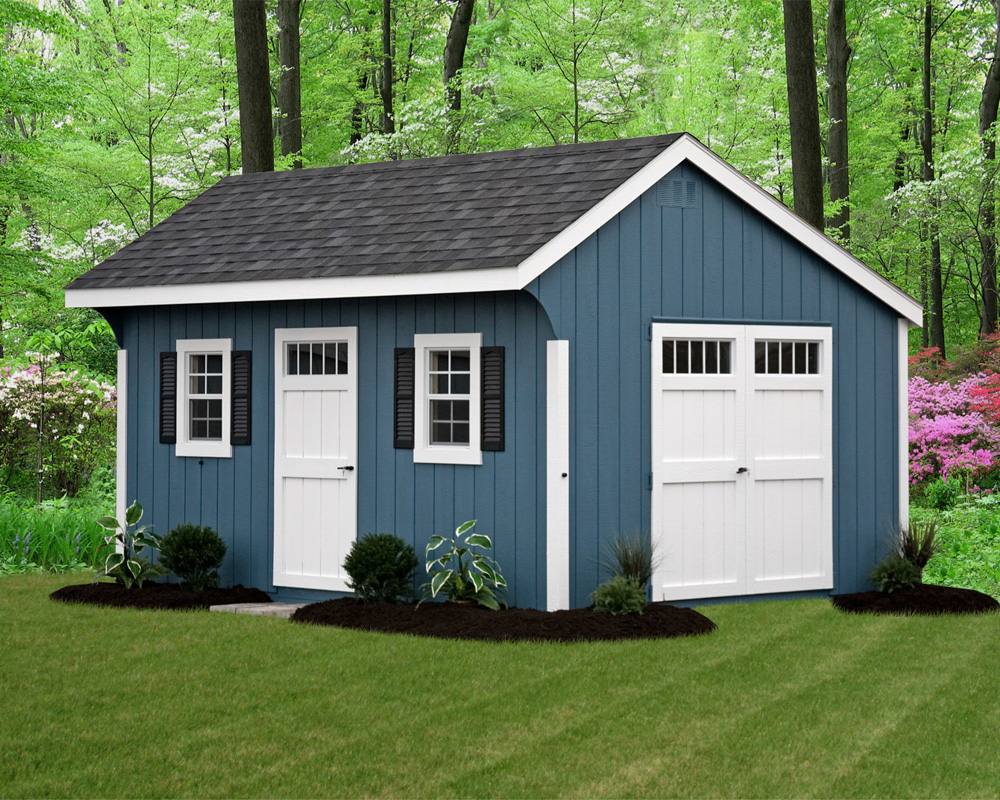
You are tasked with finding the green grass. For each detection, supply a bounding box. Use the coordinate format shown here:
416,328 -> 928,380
3,574 -> 1000,798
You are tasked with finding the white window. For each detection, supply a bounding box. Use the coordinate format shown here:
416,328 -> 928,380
176,338 -> 232,458
414,333 -> 481,465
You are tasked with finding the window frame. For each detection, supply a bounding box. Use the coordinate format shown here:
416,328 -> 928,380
175,338 -> 232,458
413,332 -> 482,465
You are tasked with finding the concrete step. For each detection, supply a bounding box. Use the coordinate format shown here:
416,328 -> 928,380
209,602 -> 306,619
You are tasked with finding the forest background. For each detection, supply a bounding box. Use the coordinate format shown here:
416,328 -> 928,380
5,0 -> 1000,526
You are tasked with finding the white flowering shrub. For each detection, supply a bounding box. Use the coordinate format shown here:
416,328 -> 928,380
0,355 -> 116,498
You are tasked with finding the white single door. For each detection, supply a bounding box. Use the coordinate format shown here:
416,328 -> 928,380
274,327 -> 358,591
651,323 -> 832,601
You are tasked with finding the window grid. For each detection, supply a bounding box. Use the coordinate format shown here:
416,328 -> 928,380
428,349 -> 471,445
188,353 -> 223,441
286,341 -> 348,376
754,340 -> 820,374
662,339 -> 733,374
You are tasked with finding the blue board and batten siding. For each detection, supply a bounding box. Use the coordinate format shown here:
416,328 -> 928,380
526,163 -> 900,606
115,160 -> 901,609
118,292 -> 554,608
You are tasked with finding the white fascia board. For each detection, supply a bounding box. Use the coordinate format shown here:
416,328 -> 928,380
65,134 -> 924,327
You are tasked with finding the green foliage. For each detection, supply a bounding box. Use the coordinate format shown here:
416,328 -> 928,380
95,500 -> 165,588
591,575 -> 646,615
343,533 -> 419,604
602,531 -> 657,588
159,523 -> 227,591
421,520 -> 507,610
869,553 -> 921,594
919,477 -> 963,511
916,504 -> 1000,598
0,493 -> 106,573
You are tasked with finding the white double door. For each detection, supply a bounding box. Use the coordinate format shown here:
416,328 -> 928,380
650,323 -> 833,601
274,327 -> 357,591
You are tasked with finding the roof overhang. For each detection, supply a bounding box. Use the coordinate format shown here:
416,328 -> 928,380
65,134 -> 923,327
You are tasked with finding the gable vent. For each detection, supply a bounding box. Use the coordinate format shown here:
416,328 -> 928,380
656,179 -> 697,208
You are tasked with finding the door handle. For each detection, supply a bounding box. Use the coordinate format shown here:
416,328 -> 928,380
338,465 -> 355,471
737,467 -> 748,474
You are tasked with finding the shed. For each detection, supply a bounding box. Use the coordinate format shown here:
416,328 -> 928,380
65,133 -> 923,609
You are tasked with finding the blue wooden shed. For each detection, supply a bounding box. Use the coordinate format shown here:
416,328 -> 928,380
65,134 -> 923,609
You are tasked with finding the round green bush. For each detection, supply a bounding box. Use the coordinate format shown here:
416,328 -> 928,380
591,575 -> 646,615
159,523 -> 227,591
343,533 -> 418,604
869,552 -> 921,594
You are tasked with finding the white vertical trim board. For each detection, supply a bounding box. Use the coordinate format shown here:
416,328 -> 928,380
116,349 -> 127,528
546,340 -> 570,612
898,319 -> 910,530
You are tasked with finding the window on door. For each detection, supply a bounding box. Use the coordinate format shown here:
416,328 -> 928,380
662,339 -> 733,374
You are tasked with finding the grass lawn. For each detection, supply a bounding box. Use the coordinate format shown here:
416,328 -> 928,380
3,574 -> 1000,799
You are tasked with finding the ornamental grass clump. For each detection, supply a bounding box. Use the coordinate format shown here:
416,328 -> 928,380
159,523 -> 227,591
343,533 -> 418,604
897,519 -> 941,572
421,520 -> 507,610
601,531 -> 658,589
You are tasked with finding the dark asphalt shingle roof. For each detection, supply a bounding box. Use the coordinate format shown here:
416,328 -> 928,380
66,134 -> 683,291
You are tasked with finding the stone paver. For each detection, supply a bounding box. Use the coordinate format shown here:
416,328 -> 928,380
209,602 -> 306,619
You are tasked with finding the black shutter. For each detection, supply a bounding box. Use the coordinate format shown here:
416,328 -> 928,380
394,348 -> 415,449
231,350 -> 252,446
481,346 -> 505,451
159,352 -> 177,445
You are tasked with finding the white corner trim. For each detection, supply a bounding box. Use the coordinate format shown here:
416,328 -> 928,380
898,319 -> 910,530
174,337 -> 233,459
413,332 -> 482,466
64,134 -> 923,327
116,349 -> 127,528
546,340 -> 570,611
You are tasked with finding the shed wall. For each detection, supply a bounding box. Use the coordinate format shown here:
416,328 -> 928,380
527,163 -> 900,607
120,292 -> 553,608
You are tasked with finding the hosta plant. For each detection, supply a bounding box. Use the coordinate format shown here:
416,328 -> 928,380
421,520 -> 507,610
95,500 -> 166,588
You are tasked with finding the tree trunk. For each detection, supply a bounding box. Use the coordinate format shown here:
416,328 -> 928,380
921,0 -> 946,357
278,0 -> 302,168
826,0 -> 851,240
233,0 -> 274,174
444,0 -> 475,112
979,0 -> 1000,336
380,0 -> 395,135
782,0 -> 825,229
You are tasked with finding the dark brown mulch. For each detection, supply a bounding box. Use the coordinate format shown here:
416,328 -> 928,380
50,581 -> 271,611
831,583 -> 999,616
290,598 -> 716,642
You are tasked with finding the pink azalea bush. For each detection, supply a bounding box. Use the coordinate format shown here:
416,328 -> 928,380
0,355 -> 116,496
909,373 -> 1000,487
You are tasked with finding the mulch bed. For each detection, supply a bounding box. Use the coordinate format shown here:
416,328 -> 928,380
831,583 -> 999,616
291,598 -> 716,642
50,581 -> 271,611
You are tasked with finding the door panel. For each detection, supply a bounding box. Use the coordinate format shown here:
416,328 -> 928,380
274,327 -> 358,592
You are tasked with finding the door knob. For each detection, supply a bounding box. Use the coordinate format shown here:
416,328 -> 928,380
339,465 -> 355,471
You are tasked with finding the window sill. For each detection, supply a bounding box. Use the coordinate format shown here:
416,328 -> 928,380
176,441 -> 233,459
414,445 -> 482,466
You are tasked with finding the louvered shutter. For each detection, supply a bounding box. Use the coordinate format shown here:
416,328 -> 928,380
159,352 -> 177,444
231,350 -> 252,446
394,348 -> 415,449
481,346 -> 505,451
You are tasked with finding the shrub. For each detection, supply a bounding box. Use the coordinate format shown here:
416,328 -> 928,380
897,519 -> 940,570
159,523 -> 227,591
421,520 -> 507,610
96,500 -> 165,588
592,575 -> 646,615
602,531 -> 657,588
869,553 -> 921,594
343,533 -> 418,604
920,478 -> 962,510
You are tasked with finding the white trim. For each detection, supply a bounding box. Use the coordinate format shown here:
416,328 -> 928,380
413,332 -> 482,465
116,349 -> 127,527
175,338 -> 232,458
546,340 -> 570,611
899,319 -> 910,530
65,135 -> 923,327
